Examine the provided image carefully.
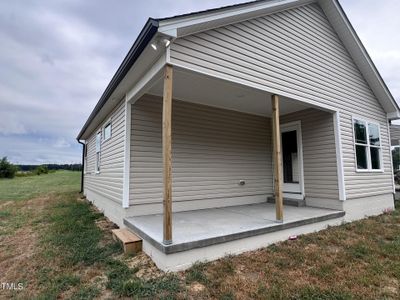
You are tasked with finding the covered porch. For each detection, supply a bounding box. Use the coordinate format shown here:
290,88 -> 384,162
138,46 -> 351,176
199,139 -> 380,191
125,62 -> 346,258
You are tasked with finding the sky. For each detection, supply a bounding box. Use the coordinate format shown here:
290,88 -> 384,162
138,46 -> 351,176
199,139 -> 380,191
0,0 -> 399,164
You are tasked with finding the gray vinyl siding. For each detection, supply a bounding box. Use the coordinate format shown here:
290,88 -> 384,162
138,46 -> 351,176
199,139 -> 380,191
130,94 -> 272,207
170,2 -> 392,200
390,125 -> 400,145
84,99 -> 125,203
281,109 -> 339,201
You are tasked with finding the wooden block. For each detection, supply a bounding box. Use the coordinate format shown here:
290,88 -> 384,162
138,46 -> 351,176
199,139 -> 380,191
112,229 -> 142,255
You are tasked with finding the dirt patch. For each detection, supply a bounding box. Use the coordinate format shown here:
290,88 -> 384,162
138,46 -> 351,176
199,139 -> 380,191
125,253 -> 164,281
0,200 -> 13,209
189,282 -> 206,293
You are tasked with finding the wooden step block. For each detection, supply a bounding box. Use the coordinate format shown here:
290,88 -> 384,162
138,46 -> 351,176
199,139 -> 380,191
112,228 -> 142,255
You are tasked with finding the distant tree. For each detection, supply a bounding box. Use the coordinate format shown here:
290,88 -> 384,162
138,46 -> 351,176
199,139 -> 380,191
34,165 -> 49,175
0,157 -> 18,179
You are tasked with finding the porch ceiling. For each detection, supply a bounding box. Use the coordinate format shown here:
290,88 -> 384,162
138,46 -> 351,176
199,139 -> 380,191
147,67 -> 314,117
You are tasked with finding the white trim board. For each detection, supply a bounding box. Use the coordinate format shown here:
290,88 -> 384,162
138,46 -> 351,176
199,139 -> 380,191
333,112 -> 346,201
122,100 -> 132,208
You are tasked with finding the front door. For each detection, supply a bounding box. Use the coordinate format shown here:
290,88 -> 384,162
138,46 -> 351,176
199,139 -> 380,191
281,122 -> 304,198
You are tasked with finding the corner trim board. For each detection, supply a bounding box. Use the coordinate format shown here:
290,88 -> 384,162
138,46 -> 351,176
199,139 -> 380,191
122,99 -> 132,208
333,111 -> 346,201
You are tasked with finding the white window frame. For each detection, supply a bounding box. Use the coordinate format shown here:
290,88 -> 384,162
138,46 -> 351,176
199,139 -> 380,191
103,121 -> 112,142
352,116 -> 383,173
95,131 -> 101,174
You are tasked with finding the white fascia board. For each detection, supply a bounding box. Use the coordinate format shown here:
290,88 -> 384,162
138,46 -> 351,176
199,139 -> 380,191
387,111 -> 400,120
126,54 -> 166,104
319,0 -> 399,116
158,0 -> 313,38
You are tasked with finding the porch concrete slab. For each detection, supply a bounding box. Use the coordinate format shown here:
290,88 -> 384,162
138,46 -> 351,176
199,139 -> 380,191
124,203 -> 345,254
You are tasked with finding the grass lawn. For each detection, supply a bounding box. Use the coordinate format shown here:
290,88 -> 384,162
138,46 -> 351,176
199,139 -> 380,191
0,170 -> 80,201
0,171 -> 399,299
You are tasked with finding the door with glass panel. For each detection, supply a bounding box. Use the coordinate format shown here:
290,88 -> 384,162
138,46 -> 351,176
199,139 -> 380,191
280,122 -> 304,197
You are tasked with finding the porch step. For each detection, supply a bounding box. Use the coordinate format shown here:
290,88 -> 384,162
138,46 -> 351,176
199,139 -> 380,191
267,196 -> 306,207
112,228 -> 142,255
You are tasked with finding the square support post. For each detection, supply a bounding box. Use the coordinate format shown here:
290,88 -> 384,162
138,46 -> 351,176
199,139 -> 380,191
271,94 -> 283,222
163,64 -> 173,244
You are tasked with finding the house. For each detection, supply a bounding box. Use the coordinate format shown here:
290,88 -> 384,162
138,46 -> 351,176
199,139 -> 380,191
77,0 -> 399,271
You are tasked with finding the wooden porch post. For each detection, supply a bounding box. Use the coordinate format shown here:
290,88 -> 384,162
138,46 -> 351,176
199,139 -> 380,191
163,64 -> 173,244
271,94 -> 283,222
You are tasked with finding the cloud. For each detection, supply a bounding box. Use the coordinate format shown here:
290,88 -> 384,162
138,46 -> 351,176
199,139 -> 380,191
53,138 -> 71,149
0,0 -> 399,163
0,114 -> 27,135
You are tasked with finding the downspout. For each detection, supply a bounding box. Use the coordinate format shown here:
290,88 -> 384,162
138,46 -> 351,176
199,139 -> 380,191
77,140 -> 85,193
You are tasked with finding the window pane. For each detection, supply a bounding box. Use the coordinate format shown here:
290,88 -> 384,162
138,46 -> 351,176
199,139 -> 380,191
104,123 -> 112,140
370,147 -> 381,169
356,145 -> 368,169
368,123 -> 380,146
354,119 -> 367,144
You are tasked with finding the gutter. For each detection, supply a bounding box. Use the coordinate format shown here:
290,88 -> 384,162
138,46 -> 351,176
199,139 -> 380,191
76,18 -> 159,140
78,140 -> 85,193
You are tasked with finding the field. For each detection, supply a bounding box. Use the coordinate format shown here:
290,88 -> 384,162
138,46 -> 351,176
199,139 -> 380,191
0,171 -> 399,299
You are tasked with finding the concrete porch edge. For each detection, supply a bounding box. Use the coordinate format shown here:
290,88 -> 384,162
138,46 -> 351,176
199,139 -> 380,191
124,210 -> 345,255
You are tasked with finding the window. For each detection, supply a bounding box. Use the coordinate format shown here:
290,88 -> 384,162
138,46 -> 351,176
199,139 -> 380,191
95,132 -> 101,173
353,118 -> 382,171
104,122 -> 112,141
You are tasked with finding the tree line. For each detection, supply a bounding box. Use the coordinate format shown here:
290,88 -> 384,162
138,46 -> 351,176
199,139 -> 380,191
0,157 -> 82,179
18,163 -> 82,172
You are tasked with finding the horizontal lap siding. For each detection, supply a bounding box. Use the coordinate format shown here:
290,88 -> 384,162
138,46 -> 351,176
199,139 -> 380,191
84,100 -> 125,203
390,126 -> 400,142
281,109 -> 339,200
170,3 -> 392,200
130,95 -> 272,205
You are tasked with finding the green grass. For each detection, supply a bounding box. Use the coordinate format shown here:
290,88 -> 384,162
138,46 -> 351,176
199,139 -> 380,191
0,170 -> 80,201
2,172 -> 400,299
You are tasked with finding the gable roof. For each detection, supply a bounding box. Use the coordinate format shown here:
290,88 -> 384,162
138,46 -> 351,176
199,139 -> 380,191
77,0 -> 399,140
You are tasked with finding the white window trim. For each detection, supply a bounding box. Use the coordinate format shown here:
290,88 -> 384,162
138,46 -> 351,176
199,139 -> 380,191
95,131 -> 101,174
103,120 -> 112,142
352,116 -> 384,173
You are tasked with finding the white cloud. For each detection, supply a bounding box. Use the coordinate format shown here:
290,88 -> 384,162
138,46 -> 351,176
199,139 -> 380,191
0,114 -> 27,135
53,138 -> 71,149
0,0 -> 399,163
